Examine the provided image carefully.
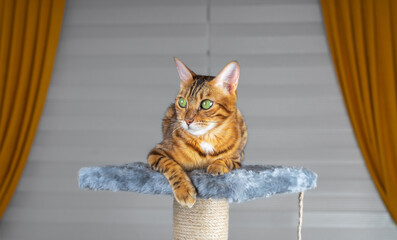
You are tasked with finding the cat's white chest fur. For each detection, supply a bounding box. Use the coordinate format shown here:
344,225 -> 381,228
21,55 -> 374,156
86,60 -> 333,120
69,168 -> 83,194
200,141 -> 214,154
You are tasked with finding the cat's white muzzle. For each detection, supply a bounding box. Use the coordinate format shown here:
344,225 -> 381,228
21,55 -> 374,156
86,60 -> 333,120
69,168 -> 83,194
181,122 -> 215,136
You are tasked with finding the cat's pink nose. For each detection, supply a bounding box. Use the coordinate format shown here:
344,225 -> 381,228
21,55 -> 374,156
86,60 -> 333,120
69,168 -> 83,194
185,118 -> 194,126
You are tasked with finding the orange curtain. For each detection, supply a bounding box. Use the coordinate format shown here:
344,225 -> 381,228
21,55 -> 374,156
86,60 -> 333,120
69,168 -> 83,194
321,0 -> 397,224
0,0 -> 65,219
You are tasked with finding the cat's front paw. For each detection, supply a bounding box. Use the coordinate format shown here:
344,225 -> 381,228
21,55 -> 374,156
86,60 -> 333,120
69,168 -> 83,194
207,163 -> 230,176
173,182 -> 197,208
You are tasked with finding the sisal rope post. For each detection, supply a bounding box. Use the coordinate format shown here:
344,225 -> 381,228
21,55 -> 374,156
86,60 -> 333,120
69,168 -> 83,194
297,191 -> 304,240
173,198 -> 229,240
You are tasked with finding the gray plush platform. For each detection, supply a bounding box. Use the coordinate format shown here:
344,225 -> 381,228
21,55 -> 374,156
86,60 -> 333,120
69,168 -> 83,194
79,162 -> 317,203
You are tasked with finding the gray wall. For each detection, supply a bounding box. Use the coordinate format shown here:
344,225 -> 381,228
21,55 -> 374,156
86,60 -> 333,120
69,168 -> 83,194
1,0 -> 397,239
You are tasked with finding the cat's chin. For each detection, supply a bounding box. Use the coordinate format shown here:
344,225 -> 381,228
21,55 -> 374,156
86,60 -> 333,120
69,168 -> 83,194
182,122 -> 216,136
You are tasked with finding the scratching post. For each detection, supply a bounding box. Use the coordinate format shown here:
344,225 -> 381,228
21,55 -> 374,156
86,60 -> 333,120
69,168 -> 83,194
173,198 -> 229,240
298,191 -> 304,240
79,162 -> 317,239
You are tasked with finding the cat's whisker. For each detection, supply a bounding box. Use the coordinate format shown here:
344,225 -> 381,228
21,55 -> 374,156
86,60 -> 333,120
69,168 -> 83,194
171,126 -> 183,135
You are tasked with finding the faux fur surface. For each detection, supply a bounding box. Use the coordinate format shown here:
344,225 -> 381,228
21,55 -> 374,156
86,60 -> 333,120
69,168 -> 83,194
79,162 -> 317,203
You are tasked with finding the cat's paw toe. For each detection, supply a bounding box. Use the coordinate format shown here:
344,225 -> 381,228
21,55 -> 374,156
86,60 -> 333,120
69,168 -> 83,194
207,164 -> 230,176
174,184 -> 197,208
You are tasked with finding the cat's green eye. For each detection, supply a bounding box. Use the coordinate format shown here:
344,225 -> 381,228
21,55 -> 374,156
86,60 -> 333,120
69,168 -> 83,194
201,99 -> 213,110
178,97 -> 187,108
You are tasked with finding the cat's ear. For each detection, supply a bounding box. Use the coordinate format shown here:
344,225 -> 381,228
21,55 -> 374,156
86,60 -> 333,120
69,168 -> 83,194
212,61 -> 240,95
174,57 -> 195,87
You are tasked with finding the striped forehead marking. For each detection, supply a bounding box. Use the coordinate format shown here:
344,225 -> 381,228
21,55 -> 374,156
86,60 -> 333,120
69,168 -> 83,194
189,75 -> 214,97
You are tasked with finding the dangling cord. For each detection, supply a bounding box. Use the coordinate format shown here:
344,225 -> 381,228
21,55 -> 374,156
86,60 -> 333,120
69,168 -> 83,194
297,191 -> 304,240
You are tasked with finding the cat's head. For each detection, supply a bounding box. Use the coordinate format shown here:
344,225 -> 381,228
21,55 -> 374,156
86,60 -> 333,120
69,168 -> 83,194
173,57 -> 240,136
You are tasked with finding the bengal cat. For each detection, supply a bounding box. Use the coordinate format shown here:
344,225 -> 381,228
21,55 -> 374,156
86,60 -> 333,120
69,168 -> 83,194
147,58 -> 247,208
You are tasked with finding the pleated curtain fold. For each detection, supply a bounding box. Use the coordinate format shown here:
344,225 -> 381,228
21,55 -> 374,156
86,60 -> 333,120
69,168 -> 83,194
0,0 -> 65,219
321,0 -> 397,224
